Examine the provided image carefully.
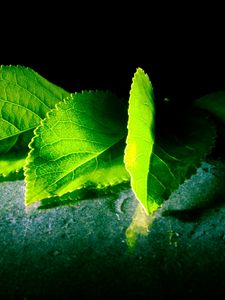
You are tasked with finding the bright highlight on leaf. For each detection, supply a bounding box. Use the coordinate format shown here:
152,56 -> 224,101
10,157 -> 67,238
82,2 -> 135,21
0,65 -> 69,154
25,91 -> 128,205
124,68 -> 155,215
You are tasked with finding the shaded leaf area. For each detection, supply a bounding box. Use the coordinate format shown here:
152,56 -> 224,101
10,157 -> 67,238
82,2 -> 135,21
124,68 -> 155,214
195,91 -> 225,158
25,91 -> 128,205
0,132 -> 35,181
195,91 -> 225,124
147,110 -> 216,212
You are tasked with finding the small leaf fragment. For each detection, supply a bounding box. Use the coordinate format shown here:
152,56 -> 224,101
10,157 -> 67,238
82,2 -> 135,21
0,152 -> 26,180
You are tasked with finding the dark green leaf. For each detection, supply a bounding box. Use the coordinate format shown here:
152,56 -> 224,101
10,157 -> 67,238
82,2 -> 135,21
195,91 -> 225,124
148,111 -> 216,212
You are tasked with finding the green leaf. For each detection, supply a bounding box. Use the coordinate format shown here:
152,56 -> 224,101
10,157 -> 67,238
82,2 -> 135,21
124,68 -> 155,214
0,65 -> 69,154
25,91 -> 129,205
0,151 -> 26,181
148,111 -> 216,212
195,91 -> 225,124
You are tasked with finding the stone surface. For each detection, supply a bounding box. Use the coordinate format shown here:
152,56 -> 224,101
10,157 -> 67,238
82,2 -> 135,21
1,161 -> 225,299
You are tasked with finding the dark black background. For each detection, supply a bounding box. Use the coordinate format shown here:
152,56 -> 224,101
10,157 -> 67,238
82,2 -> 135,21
2,39 -> 225,105
1,8 -> 224,109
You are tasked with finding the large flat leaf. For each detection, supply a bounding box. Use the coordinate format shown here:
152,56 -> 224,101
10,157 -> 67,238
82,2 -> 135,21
25,91 -> 128,205
124,68 -> 155,214
0,65 -> 69,154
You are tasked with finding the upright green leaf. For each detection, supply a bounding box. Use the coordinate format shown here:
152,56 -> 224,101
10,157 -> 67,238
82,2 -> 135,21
0,65 -> 69,154
124,68 -> 216,215
25,91 -> 128,205
124,68 -> 155,214
195,91 -> 225,124
148,111 -> 216,212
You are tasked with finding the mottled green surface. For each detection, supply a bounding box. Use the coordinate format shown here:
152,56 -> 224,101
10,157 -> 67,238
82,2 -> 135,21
1,160 -> 225,299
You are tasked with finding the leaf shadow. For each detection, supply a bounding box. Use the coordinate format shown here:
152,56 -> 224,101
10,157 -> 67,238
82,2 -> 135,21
38,182 -> 130,210
162,195 -> 225,223
38,190 -> 97,210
